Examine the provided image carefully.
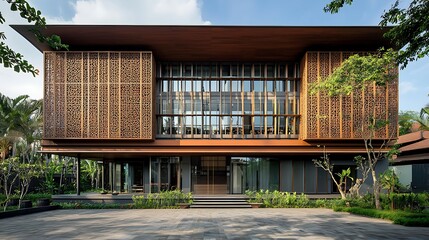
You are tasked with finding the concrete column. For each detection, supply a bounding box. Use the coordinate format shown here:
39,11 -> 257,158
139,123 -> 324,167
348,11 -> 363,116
181,156 -> 191,193
76,155 -> 81,195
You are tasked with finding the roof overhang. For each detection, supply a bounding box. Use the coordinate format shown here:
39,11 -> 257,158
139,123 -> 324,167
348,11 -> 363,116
11,25 -> 395,62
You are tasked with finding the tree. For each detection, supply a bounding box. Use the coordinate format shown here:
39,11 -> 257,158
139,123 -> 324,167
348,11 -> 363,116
83,160 -> 99,190
398,110 -> 419,135
324,0 -> 429,68
380,169 -> 401,210
310,50 -> 398,209
0,0 -> 68,75
15,161 -> 42,209
309,49 -> 398,96
416,107 -> 429,130
348,155 -> 370,198
0,157 -> 20,211
0,92 -> 42,162
313,146 -> 351,199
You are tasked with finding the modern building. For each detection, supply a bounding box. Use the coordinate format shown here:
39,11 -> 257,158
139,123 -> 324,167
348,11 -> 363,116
392,131 -> 429,192
14,25 -> 398,195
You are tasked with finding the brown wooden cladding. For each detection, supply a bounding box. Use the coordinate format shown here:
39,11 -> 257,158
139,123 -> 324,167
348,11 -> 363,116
13,25 -> 394,62
300,51 -> 398,140
44,51 -> 154,140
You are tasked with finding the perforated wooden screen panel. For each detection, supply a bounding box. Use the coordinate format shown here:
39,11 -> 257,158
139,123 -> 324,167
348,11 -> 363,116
300,51 -> 398,140
44,51 -> 154,140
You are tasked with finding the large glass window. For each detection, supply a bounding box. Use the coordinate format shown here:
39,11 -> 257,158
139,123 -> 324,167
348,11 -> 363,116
157,63 -> 300,139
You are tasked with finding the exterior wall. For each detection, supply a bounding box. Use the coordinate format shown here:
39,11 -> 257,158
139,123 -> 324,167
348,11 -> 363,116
43,51 -> 155,140
300,51 -> 398,140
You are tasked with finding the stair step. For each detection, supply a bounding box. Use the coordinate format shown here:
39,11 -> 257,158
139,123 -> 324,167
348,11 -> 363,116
190,205 -> 252,208
190,195 -> 251,208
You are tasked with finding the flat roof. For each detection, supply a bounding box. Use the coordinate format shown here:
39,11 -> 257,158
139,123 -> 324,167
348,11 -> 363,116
12,25 -> 395,61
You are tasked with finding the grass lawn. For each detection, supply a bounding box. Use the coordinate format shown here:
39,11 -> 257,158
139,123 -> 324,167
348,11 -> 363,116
333,206 -> 429,227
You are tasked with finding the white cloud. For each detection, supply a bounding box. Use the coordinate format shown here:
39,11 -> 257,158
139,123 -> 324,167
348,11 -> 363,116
399,81 -> 417,94
71,0 -> 210,25
0,0 -> 209,100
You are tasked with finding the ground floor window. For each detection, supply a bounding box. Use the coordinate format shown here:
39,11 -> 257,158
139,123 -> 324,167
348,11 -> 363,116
103,156 -> 360,194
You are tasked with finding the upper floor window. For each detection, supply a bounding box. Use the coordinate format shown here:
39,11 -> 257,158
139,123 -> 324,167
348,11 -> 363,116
156,62 -> 300,139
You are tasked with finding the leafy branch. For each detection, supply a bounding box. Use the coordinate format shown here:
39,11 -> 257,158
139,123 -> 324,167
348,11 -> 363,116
0,0 -> 68,76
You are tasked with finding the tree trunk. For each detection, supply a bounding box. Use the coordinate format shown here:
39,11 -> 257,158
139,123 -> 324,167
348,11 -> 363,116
371,169 -> 381,210
339,190 -> 347,200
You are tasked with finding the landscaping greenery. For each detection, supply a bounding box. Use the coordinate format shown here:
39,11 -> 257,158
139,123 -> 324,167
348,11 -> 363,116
333,207 -> 429,227
245,190 -> 310,208
1,0 -> 68,75
132,190 -> 193,209
325,0 -> 429,69
243,190 -> 429,226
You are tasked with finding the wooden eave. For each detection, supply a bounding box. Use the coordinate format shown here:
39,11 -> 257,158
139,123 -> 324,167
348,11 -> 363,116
40,139 -> 389,159
11,25 -> 395,62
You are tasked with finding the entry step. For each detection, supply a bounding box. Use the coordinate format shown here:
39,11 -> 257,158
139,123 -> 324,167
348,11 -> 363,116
190,196 -> 251,208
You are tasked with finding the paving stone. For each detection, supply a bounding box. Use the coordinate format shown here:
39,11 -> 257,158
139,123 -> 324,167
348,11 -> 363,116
0,208 -> 429,239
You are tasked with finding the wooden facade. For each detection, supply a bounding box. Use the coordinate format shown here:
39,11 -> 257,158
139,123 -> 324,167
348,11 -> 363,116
44,51 -> 155,140
300,51 -> 398,140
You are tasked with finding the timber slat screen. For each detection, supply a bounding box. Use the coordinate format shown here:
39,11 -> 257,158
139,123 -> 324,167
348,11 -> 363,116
300,51 -> 398,140
44,51 -> 154,140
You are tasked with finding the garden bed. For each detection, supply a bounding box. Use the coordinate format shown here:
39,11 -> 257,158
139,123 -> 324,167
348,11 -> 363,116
0,205 -> 60,219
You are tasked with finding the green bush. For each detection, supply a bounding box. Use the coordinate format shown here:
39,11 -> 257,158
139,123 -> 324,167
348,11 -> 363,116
0,193 -> 51,205
55,202 -> 134,209
24,193 -> 52,203
132,190 -> 193,209
245,190 -> 311,208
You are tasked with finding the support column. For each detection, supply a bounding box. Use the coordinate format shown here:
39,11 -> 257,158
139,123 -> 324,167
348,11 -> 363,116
77,155 -> 81,195
101,162 -> 105,190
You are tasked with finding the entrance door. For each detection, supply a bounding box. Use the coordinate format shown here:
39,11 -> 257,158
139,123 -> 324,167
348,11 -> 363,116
192,156 -> 228,194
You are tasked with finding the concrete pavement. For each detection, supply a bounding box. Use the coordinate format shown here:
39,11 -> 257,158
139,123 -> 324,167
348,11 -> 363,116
0,208 -> 428,239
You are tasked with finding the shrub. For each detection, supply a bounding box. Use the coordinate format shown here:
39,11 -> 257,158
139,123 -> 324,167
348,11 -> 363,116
55,202 -> 133,209
132,190 -> 193,209
245,190 -> 311,208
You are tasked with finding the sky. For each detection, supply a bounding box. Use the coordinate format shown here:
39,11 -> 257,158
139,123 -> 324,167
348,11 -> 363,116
0,0 -> 428,111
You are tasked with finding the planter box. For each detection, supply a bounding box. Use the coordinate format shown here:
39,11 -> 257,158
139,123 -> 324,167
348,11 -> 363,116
37,198 -> 51,207
177,203 -> 190,209
20,200 -> 33,209
6,199 -> 19,207
249,203 -> 262,208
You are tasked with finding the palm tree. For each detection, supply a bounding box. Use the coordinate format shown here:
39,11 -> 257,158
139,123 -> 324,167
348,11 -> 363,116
416,107 -> 429,130
0,92 -> 42,161
398,110 -> 419,135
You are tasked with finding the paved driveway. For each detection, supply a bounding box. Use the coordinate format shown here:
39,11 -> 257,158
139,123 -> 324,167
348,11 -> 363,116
0,208 -> 428,239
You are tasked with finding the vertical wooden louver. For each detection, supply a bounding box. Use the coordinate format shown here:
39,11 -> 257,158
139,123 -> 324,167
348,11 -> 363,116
300,51 -> 398,140
43,51 -> 154,140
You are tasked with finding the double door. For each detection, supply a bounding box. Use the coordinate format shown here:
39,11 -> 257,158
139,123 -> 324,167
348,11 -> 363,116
192,156 -> 228,194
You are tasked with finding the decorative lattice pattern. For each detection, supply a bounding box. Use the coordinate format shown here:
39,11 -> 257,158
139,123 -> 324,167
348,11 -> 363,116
319,52 -> 330,138
301,51 -> 398,140
330,52 -> 341,138
43,51 -> 154,140
306,52 -> 318,139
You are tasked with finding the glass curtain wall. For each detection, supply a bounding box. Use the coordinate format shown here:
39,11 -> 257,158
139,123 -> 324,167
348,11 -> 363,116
156,63 -> 300,139
231,157 -> 279,193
